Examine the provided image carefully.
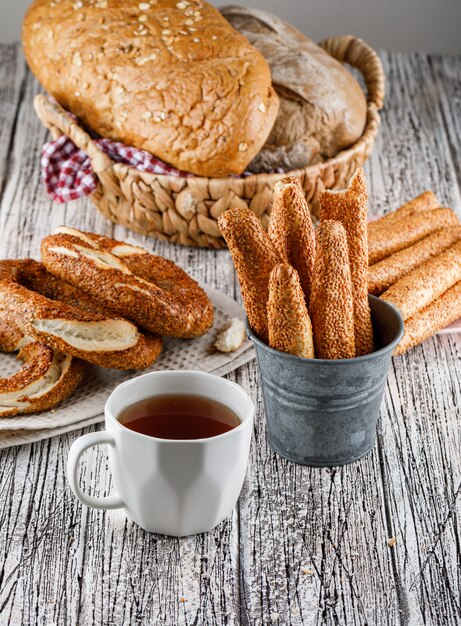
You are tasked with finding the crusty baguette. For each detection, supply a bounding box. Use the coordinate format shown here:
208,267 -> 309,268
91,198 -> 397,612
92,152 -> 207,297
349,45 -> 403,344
395,281 -> 461,355
268,177 -> 316,302
380,240 -> 461,320
368,207 -> 459,264
310,221 -> 355,360
319,168 -> 373,356
267,264 -> 314,358
368,226 -> 461,295
22,0 -> 279,177
218,207 -> 280,342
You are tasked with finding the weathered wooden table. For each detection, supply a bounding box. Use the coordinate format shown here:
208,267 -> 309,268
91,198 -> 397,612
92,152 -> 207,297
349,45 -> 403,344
0,43 -> 460,626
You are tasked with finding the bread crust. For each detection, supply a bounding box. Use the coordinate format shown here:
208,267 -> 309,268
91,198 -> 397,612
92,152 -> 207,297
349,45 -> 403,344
319,169 -> 373,356
41,228 -> 214,338
310,221 -> 355,360
268,177 -> 316,303
0,340 -> 86,417
218,207 -> 280,342
222,5 -> 367,172
380,240 -> 461,321
0,260 -> 162,370
368,207 -> 458,265
22,0 -> 279,177
368,226 -> 461,295
368,191 -> 439,238
395,281 -> 461,355
267,264 -> 314,358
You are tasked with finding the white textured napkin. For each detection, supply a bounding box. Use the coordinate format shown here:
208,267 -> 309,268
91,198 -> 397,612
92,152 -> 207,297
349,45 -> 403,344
0,286 -> 255,449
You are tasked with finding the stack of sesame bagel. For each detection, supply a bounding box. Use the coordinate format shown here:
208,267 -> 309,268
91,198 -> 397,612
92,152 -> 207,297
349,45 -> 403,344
0,227 -> 214,416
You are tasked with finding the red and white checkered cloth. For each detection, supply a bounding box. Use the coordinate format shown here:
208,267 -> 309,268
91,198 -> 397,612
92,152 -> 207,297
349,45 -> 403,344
41,133 -> 190,204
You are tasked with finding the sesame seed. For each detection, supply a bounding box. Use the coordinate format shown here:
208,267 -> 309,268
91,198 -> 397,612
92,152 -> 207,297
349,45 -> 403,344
211,35 -> 217,40
73,52 -> 83,67
138,14 -> 148,21
73,1 -> 83,8
162,16 -> 170,20
184,18 -> 194,25
143,111 -> 152,120
84,52 -> 94,60
258,102 -> 266,112
176,1 -> 186,7
238,142 -> 248,152
138,2 -> 150,9
161,29 -> 171,35
193,37 -> 200,42
194,15 -> 203,22
74,91 -> 81,97
48,30 -> 54,38
115,86 -> 125,94
136,53 -> 157,65
188,26 -> 197,31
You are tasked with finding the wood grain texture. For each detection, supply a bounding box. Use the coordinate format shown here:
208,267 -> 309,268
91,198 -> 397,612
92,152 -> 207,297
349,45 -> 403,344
0,43 -> 460,625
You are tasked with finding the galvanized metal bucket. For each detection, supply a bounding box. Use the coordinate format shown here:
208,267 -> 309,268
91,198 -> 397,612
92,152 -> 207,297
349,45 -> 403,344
247,295 -> 404,467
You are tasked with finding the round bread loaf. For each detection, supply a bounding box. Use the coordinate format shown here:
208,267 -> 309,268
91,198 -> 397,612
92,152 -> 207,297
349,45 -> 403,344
22,0 -> 279,177
221,6 -> 368,173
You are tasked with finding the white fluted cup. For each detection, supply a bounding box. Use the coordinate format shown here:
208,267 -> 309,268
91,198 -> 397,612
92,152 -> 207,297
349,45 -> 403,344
67,371 -> 254,537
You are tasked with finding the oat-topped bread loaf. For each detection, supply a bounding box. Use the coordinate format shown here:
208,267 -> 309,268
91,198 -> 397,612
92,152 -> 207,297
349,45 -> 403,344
22,0 -> 279,177
221,6 -> 367,173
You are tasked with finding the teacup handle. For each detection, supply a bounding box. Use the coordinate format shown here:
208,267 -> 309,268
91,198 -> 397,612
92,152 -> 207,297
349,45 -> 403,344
67,431 -> 125,510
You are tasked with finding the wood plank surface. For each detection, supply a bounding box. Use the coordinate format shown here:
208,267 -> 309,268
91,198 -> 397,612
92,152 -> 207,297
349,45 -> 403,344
0,43 -> 460,625
366,51 -> 461,626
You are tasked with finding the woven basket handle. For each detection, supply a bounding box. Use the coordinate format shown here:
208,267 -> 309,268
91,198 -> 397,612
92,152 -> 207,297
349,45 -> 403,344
34,94 -> 112,173
319,35 -> 385,110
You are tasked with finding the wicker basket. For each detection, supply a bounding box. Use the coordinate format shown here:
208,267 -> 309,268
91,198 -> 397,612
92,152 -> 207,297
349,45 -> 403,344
34,35 -> 385,249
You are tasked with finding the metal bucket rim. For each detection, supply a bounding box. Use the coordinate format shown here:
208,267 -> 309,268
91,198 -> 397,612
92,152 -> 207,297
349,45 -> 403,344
246,295 -> 404,365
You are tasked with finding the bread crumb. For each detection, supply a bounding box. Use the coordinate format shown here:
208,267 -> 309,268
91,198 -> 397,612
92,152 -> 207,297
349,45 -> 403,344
302,568 -> 314,575
238,142 -> 248,152
387,537 -> 397,547
214,318 -> 245,353
179,596 -> 186,603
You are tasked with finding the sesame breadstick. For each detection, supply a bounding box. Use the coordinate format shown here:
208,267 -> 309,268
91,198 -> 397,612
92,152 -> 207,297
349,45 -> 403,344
218,207 -> 281,342
268,177 -> 316,302
310,221 -> 355,360
368,207 -> 459,264
395,281 -> 461,355
319,168 -> 374,356
368,226 -> 461,295
380,240 -> 461,320
267,264 -> 315,358
368,190 -> 439,234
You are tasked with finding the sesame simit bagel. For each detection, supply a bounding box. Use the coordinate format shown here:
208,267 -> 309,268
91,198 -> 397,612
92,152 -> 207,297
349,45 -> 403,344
0,260 -> 162,370
0,315 -> 86,417
41,227 -> 214,338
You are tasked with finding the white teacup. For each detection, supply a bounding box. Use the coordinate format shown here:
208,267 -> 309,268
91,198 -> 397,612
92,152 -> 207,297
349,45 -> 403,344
67,370 -> 254,537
